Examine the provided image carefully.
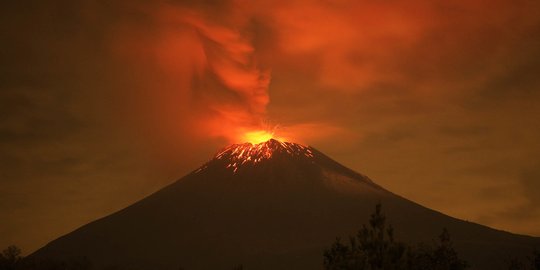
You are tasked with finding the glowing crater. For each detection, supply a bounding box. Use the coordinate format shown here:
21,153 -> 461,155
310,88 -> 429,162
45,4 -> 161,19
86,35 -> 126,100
242,130 -> 274,144
215,139 -> 314,173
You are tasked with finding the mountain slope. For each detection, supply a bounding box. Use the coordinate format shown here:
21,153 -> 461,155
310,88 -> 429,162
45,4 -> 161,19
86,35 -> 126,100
32,139 -> 540,269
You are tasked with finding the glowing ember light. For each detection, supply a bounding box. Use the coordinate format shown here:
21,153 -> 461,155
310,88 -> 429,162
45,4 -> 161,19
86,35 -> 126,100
214,139 -> 315,173
242,130 -> 274,144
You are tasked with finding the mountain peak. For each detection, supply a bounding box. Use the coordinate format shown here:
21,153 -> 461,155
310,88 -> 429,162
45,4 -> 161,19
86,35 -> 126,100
214,139 -> 314,173
32,138 -> 540,270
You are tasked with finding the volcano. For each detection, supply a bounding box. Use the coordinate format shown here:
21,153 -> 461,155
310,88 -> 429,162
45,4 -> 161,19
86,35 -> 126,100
33,139 -> 540,269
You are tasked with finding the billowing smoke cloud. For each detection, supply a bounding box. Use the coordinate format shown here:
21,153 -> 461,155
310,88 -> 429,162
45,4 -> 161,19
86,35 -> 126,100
181,9 -> 272,140
110,1 -> 273,144
100,0 -> 540,170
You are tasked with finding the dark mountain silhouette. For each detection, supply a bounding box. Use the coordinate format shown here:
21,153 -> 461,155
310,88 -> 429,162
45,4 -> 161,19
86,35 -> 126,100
31,139 -> 540,269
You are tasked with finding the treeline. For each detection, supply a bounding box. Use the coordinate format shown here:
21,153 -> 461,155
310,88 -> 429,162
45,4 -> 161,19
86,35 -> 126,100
2,204 -> 538,270
0,246 -> 92,270
324,204 -> 540,270
324,204 -> 467,270
0,247 -> 241,270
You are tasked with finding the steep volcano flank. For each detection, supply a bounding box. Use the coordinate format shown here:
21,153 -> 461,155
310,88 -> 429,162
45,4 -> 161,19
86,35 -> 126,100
31,140 -> 540,270
203,139 -> 380,189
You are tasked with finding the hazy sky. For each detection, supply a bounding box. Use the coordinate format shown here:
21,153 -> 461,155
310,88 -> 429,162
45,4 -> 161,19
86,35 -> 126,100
1,0 -> 540,253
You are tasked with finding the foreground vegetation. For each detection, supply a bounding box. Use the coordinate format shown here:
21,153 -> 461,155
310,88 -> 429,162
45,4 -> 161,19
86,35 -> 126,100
2,204 -> 538,270
323,204 -> 468,270
323,204 -> 539,270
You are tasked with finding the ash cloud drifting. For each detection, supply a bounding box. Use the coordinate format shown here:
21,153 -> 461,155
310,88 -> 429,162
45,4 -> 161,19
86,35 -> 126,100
110,1 -> 273,143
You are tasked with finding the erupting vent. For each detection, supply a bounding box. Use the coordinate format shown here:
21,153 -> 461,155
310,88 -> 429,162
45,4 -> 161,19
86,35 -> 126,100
214,139 -> 314,173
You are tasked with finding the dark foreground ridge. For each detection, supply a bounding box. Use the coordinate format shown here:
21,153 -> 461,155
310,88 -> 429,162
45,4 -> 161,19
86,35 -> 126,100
31,139 -> 540,270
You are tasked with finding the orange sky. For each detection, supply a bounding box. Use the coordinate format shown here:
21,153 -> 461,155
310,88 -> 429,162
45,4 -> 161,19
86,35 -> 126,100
1,0 -> 540,253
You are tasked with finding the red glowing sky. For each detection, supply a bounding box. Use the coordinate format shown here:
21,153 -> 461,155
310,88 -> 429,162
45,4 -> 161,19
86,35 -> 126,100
1,0 -> 540,253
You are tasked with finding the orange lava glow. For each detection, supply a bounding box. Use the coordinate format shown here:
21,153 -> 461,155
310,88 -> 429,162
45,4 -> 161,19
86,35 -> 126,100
242,130 -> 274,144
214,139 -> 314,173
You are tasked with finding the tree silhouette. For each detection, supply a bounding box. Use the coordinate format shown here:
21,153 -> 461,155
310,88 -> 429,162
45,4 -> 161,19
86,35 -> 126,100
506,250 -> 540,270
406,228 -> 468,270
324,204 -> 408,270
324,204 -> 468,270
0,245 -> 21,270
430,228 -> 468,270
534,250 -> 540,270
0,245 -> 95,270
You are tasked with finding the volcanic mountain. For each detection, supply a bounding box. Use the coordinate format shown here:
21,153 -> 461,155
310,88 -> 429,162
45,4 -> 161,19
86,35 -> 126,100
33,139 -> 540,269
